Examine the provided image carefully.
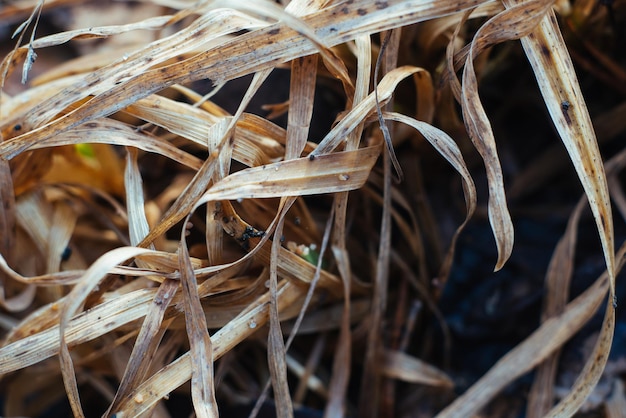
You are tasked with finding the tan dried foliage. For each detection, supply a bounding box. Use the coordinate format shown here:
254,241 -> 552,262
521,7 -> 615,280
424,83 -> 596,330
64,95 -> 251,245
0,0 -> 623,417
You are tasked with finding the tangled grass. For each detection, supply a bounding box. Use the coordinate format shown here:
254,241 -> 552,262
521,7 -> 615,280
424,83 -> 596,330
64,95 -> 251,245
0,0 -> 624,417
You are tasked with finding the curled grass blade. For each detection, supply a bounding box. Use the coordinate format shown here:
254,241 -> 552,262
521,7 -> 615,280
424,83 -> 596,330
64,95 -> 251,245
178,235 -> 219,418
508,1 -> 616,301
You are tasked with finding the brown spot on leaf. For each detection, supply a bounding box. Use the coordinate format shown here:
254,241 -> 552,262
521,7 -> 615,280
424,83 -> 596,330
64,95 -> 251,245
192,29 -> 205,39
268,28 -> 280,35
357,8 -> 367,16
561,100 -> 571,124
599,212 -> 607,230
550,13 -> 559,25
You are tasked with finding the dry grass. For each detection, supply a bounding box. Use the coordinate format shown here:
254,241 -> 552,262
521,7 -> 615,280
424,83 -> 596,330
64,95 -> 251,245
0,0 -> 624,417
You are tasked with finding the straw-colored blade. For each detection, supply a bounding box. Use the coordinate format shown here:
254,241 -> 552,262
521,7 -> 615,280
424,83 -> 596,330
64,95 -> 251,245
0,1 -> 622,417
509,2 -> 616,298
381,350 -> 454,388
198,146 -> 380,203
436,267 -> 611,417
178,239 -> 219,418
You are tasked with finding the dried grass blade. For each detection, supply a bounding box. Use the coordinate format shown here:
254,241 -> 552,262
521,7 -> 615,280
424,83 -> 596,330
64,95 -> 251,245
270,216 -> 333,416
6,13 -> 175,86
527,198 -> 585,417
0,0 -> 490,154
413,69 -> 435,124
324,33 -> 372,417
461,61 -> 511,271
0,8 -> 268,141
323,245 -> 352,418
284,0 -> 331,15
381,350 -> 454,388
0,159 -> 15,260
292,337 -> 328,403
458,0 -> 554,270
0,287 -> 157,374
546,295 -> 615,417
435,264 -> 613,417
374,30 -> 403,182
206,118 -> 232,265
382,112 -> 475,214
285,207 -> 334,341
124,96 -> 272,167
3,298 -> 61,344
220,0 -> 355,99
137,132 -> 231,247
178,237 -> 218,418
59,247 -> 155,418
199,146 -> 380,202
19,15 -> 173,50
268,216 -> 294,418
123,95 -> 219,149
108,279 -> 178,415
315,66 -> 420,155
116,281 -> 305,417
247,195 -> 301,416
126,94 -> 282,167
381,111 -> 476,285
15,0 -> 43,83
509,3 -> 616,300
286,54 -> 318,160
15,190 -> 51,255
350,34 -> 372,147
249,237 -> 346,296
0,158 -> 33,311
125,147 -> 152,247
605,379 -> 626,418
359,29 -> 403,416
359,142 -> 392,418
0,266 -> 37,312
45,201 -> 77,303
30,119 -> 203,169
